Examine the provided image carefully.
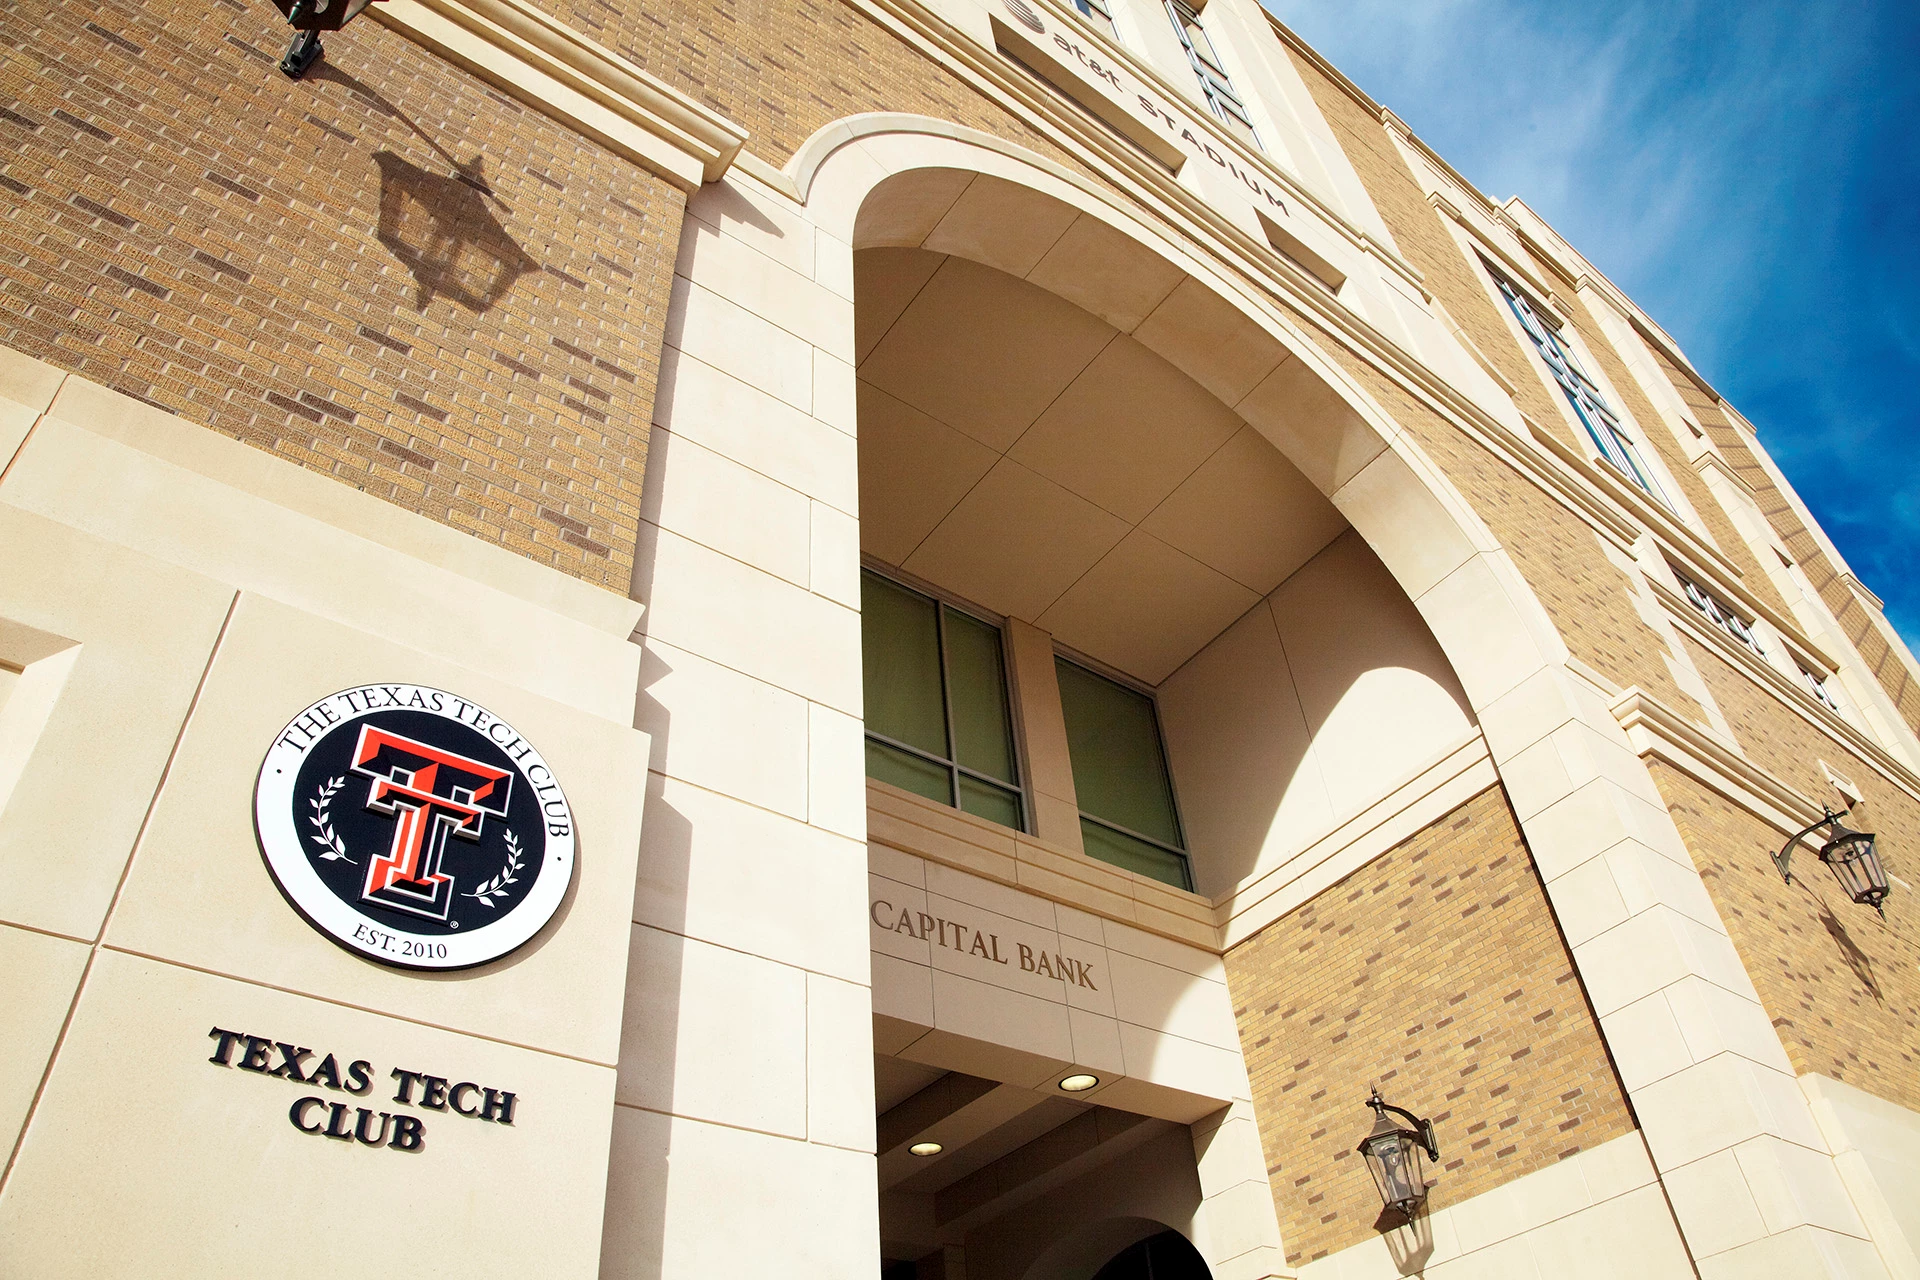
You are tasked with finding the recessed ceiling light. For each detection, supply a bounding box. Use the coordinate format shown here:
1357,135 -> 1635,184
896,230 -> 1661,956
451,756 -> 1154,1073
1059,1073 -> 1099,1092
909,1141 -> 943,1157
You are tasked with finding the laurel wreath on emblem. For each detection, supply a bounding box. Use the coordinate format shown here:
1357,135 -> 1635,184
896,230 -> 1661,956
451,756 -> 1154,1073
463,829 -> 525,908
308,776 -> 356,863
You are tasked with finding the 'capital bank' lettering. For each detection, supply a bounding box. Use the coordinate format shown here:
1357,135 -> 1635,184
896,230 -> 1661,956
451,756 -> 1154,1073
870,899 -> 1098,990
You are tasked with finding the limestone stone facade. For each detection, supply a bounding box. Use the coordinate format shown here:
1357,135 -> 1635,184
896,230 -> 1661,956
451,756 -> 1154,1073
1,0 -> 1915,1277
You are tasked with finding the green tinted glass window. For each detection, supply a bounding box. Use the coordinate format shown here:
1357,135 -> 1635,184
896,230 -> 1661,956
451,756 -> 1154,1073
1055,658 -> 1190,889
860,570 -> 1024,832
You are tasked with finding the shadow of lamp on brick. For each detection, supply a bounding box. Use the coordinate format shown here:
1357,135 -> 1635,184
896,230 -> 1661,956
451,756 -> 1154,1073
1358,1088 -> 1439,1273
373,152 -> 539,314
1772,807 -> 1892,918
271,0 -> 382,79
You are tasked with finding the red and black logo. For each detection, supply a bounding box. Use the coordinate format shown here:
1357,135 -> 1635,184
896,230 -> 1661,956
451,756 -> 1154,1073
256,685 -> 575,969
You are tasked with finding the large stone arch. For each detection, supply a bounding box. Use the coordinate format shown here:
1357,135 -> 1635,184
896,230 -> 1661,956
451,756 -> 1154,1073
781,115 -> 1833,1277
791,113 -> 1562,755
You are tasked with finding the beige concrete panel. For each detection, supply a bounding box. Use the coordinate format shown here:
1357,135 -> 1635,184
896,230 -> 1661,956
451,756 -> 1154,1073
1522,1183 -> 1697,1279
1271,531 -> 1476,816
854,246 -> 946,362
924,860 -> 1057,930
614,925 -> 807,1136
665,275 -> 813,412
1234,353 -> 1388,497
1734,1134 -> 1872,1239
809,700 -> 868,842
5,406 -> 642,713
1801,1074 -> 1920,1280
0,346 -> 62,472
808,971 -> 879,1152
0,950 -> 615,1279
859,257 -> 1115,453
811,501 -> 862,610
687,174 -> 816,278
1010,336 -> 1242,523
815,347 -> 858,436
601,1102 -> 881,1278
1658,1149 -> 1771,1258
816,229 -> 855,302
854,381 -> 999,566
635,774 -> 868,983
1157,602 -> 1333,897
1037,530 -> 1259,685
653,347 -> 859,516
852,169 -> 973,251
0,510 -> 233,940
904,458 -> 1129,624
636,637 -> 810,818
1695,1224 -> 1891,1280
102,594 -> 647,1064
1630,1053 -> 1826,1171
1106,951 -> 1237,1051
0,924 -> 86,1153
922,173 -> 1079,278
1133,278 -> 1285,408
1004,618 -> 1080,845
1144,424 -> 1348,594
1099,917 -> 1224,983
870,870 -> 932,968
676,216 -> 853,360
1068,1005 -> 1127,1076
635,519 -> 862,714
929,967 -> 1073,1066
640,428 -> 812,587
1413,554 -> 1555,711
1331,448 -> 1486,602
1602,990 -> 1698,1092
1027,214 -> 1186,334
1106,1026 -> 1242,1123
1576,906 -> 1756,1019
873,950 -> 936,1029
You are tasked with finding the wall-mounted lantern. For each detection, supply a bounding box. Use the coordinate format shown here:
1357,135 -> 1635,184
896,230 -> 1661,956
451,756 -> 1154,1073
1356,1089 -> 1439,1218
1772,807 -> 1891,917
271,0 -> 381,79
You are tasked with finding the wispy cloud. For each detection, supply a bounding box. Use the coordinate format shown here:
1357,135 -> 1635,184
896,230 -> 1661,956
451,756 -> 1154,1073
1265,0 -> 1920,643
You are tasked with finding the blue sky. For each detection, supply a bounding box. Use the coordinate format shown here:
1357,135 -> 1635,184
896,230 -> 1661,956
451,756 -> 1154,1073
1262,0 -> 1920,650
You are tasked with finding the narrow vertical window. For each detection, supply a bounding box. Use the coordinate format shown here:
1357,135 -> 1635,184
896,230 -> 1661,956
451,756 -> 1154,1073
1069,0 -> 1117,40
1164,0 -> 1259,148
1674,568 -> 1765,656
1495,275 -> 1668,505
861,570 -> 1025,831
1796,660 -> 1841,711
1054,657 -> 1192,890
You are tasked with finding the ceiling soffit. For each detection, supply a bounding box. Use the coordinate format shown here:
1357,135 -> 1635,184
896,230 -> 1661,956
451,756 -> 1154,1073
856,248 -> 1347,684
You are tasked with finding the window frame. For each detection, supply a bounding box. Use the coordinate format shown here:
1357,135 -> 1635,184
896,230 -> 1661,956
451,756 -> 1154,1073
1067,0 -> 1118,41
1162,0 -> 1260,149
1492,272 -> 1672,507
1673,568 -> 1766,657
859,567 -> 1031,834
1793,656 -> 1842,712
1052,651 -> 1194,891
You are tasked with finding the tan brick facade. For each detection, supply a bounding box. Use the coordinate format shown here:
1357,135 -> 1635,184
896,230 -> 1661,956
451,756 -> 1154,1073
0,0 -> 684,589
1225,784 -> 1637,1268
1650,345 -> 1920,734
558,0 -> 1090,174
1652,760 -> 1920,1113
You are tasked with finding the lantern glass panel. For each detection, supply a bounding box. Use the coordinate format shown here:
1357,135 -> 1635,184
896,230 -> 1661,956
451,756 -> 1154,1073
1362,1129 -> 1424,1211
1823,831 -> 1888,906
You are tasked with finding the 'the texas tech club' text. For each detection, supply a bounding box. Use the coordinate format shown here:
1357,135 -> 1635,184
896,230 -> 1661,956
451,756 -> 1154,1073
207,1027 -> 519,1153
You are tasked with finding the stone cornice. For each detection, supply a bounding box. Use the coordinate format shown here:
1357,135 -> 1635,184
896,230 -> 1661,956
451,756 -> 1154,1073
1611,687 -> 1825,835
371,0 -> 746,189
1649,580 -> 1920,805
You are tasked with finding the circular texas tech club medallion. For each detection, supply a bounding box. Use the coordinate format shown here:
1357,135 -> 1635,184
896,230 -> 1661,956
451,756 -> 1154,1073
254,684 -> 575,970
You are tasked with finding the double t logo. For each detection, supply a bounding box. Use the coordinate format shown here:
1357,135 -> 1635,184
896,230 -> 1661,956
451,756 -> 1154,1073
349,726 -> 513,922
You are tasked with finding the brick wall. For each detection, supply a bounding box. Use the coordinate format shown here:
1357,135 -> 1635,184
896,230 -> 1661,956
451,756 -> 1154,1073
1274,50 -> 1705,718
1650,347 -> 1920,735
1651,758 -> 1920,1112
1225,785 -> 1637,1268
557,0 -> 1087,174
0,0 -> 684,590
1548,285 -> 1798,624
